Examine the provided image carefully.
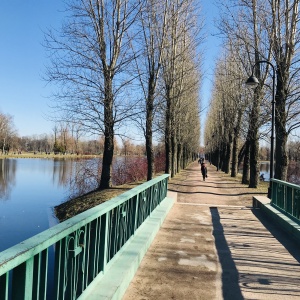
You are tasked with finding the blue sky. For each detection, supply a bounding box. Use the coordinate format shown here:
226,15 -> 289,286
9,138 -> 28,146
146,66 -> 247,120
0,1 -> 220,138
0,1 -> 65,137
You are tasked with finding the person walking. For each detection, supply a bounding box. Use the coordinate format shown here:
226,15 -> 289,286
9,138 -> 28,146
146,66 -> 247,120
201,163 -> 207,181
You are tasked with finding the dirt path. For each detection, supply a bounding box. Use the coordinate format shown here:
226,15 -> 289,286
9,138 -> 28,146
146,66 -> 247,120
122,162 -> 300,300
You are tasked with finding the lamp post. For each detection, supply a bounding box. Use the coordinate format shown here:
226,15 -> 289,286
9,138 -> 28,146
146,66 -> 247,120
245,60 -> 275,199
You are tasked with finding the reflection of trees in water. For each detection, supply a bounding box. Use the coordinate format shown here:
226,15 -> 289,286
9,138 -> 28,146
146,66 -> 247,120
0,159 -> 16,200
52,158 -> 76,188
62,158 -> 102,200
56,157 -> 149,200
66,157 -> 147,199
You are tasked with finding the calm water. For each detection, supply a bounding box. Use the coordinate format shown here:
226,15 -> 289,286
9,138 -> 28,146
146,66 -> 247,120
238,162 -> 271,181
0,158 -> 89,252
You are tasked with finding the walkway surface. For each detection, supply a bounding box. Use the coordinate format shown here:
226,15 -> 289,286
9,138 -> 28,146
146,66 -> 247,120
122,162 -> 300,300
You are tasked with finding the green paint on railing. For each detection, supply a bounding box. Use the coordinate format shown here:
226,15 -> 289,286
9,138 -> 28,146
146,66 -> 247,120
271,178 -> 300,224
0,174 -> 169,300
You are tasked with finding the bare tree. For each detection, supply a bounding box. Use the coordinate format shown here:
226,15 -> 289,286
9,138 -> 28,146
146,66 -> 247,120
133,0 -> 168,180
161,0 -> 203,177
0,112 -> 17,154
44,0 -> 141,189
216,0 -> 273,187
267,0 -> 300,180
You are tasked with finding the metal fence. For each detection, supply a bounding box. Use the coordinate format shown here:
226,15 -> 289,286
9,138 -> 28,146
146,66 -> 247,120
271,178 -> 300,222
0,174 -> 169,300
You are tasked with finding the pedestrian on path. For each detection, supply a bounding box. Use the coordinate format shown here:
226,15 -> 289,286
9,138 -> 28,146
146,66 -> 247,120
201,162 -> 207,181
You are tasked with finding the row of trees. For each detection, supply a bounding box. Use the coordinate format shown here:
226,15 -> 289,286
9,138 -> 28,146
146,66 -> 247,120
205,0 -> 300,187
44,0 -> 203,189
0,119 -> 164,157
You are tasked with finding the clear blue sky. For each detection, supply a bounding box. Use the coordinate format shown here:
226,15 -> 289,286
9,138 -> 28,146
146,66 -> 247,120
0,1 -> 65,137
0,1 -> 220,138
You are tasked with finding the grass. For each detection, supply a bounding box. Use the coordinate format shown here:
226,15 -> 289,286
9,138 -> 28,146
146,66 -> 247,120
55,181 -> 144,222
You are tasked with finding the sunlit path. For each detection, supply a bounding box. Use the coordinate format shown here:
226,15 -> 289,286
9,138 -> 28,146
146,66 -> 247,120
123,162 -> 300,300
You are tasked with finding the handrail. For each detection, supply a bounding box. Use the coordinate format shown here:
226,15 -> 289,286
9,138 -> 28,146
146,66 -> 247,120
0,174 -> 169,300
271,178 -> 300,223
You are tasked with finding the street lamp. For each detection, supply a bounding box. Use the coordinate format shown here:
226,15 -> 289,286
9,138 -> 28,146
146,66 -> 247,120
245,60 -> 276,199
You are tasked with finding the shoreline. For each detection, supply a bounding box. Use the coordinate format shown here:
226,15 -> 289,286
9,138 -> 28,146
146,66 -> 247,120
0,152 -> 102,159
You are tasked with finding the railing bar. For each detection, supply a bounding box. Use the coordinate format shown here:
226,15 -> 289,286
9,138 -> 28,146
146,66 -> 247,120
0,174 -> 170,299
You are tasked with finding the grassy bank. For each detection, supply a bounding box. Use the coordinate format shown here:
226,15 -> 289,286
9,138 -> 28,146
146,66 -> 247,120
55,162 -> 269,222
55,181 -> 143,222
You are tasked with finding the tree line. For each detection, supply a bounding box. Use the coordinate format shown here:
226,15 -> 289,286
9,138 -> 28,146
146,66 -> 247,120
205,0 -> 300,187
0,115 -> 164,157
44,0 -> 203,189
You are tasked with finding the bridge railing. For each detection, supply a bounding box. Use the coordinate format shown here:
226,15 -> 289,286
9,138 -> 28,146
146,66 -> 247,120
0,174 -> 169,300
271,178 -> 300,223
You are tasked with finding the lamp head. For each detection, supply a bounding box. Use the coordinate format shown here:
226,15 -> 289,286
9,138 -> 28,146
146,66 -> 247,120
245,75 -> 259,88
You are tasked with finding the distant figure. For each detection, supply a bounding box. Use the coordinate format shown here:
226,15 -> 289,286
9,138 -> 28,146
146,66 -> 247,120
260,173 -> 265,181
198,157 -> 204,164
201,163 -> 207,181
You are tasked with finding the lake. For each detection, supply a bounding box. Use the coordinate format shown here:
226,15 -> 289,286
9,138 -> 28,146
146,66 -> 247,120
0,158 -> 96,252
238,161 -> 271,181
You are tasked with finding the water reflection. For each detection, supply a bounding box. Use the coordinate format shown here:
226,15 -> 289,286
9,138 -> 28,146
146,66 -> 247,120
238,162 -> 271,181
259,162 -> 270,181
0,158 -> 85,252
0,157 -> 127,252
0,159 -> 17,200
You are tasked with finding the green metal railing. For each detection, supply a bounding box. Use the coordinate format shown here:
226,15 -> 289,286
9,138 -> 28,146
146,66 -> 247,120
0,174 -> 169,300
271,178 -> 300,223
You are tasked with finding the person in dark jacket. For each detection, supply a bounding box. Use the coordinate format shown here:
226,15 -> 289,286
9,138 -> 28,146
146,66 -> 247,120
201,163 -> 207,181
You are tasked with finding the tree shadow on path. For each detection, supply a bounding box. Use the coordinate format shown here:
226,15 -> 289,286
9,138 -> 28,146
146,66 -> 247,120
210,207 -> 244,300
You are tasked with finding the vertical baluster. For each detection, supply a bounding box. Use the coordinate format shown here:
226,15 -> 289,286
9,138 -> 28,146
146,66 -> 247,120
86,218 -> 98,283
271,181 -> 278,205
134,194 -> 139,232
0,272 -> 9,300
101,212 -> 109,273
32,249 -> 48,300
128,197 -> 135,237
286,186 -> 292,215
295,189 -> 300,220
11,257 -> 34,300
75,228 -> 86,297
83,223 -> 91,288
53,238 -> 67,300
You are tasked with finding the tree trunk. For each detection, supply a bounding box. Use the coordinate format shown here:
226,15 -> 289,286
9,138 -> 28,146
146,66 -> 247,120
99,75 -> 114,189
224,133 -> 232,174
242,138 -> 250,184
146,77 -> 155,181
231,111 -> 242,177
177,143 -> 182,172
274,67 -> 288,180
165,86 -> 172,175
171,131 -> 177,177
249,98 -> 260,188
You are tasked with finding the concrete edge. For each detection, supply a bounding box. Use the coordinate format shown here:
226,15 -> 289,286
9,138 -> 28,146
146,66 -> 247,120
79,196 -> 175,300
253,195 -> 300,245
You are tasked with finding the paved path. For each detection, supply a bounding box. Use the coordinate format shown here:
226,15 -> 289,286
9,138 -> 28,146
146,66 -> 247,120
123,162 -> 300,300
